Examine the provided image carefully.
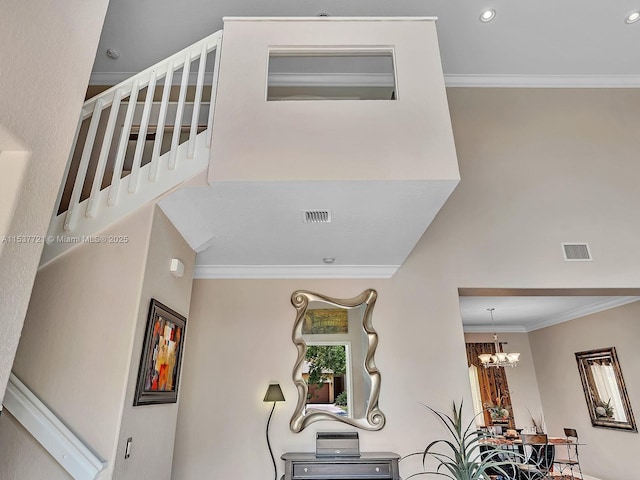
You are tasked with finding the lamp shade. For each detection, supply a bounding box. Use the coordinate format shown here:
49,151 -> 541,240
263,383 -> 285,402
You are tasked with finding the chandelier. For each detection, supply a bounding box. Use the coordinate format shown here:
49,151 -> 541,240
478,308 -> 520,368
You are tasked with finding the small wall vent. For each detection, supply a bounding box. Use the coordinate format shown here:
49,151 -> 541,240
562,243 -> 592,261
303,210 -> 331,223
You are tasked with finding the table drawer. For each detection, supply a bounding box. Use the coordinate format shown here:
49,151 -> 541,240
292,462 -> 392,479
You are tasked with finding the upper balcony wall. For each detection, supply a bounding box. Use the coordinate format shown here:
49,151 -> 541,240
209,17 -> 460,183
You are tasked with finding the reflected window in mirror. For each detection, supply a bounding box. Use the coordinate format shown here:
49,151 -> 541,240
304,343 -> 350,416
290,289 -> 384,432
575,347 -> 637,432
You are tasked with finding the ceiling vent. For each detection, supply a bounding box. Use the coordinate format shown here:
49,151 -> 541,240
303,210 -> 331,223
562,243 -> 592,261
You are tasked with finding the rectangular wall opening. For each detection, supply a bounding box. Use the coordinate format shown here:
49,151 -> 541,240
267,49 -> 397,101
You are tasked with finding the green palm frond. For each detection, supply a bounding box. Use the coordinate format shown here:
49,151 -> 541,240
403,400 -> 522,480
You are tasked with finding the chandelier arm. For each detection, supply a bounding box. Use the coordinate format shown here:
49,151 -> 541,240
478,308 -> 520,368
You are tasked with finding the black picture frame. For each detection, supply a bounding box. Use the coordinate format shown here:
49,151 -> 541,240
134,299 -> 187,406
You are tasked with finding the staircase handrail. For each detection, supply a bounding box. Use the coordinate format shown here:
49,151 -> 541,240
3,372 -> 107,480
43,30 -> 222,265
79,29 -> 223,121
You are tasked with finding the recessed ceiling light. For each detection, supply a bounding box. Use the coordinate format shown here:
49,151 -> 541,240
106,48 -> 120,59
480,9 -> 496,23
625,10 -> 640,24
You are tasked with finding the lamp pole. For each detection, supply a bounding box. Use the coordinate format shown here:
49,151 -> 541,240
263,383 -> 285,480
266,400 -> 277,480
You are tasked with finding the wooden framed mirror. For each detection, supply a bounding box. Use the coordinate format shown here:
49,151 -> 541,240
289,289 -> 385,432
575,347 -> 637,432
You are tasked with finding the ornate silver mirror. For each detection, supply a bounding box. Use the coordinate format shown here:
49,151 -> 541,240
290,289 -> 385,432
575,347 -> 637,432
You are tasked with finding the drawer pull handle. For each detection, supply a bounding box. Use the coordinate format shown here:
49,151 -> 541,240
376,467 -> 380,472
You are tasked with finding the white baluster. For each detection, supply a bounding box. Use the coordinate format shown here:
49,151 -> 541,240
206,33 -> 223,149
128,71 -> 157,193
108,80 -> 140,206
64,99 -> 104,231
188,43 -> 208,159
53,115 -> 83,220
168,52 -> 192,170
148,61 -> 174,182
86,89 -> 123,218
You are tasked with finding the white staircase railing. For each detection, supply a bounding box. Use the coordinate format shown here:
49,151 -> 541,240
41,30 -> 223,265
3,372 -> 107,480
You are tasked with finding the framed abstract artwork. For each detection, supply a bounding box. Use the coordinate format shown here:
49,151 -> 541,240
134,299 -> 187,406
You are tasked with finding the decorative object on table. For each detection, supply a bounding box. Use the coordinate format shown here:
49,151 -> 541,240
594,398 -> 614,418
264,383 -> 285,480
484,390 -> 511,424
527,408 -> 546,434
133,299 -> 186,406
478,308 -> 520,368
316,431 -> 360,457
403,400 -> 520,479
575,347 -> 637,432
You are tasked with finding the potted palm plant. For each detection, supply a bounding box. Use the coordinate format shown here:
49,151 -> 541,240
404,400 -> 520,480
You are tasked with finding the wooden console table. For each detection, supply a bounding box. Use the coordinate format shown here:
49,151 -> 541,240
281,452 -> 400,480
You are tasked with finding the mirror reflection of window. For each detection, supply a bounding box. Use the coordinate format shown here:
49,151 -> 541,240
304,344 -> 351,417
575,347 -> 636,432
301,303 -> 368,420
589,361 -> 627,423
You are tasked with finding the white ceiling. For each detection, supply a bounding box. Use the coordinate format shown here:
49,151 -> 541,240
460,295 -> 640,332
92,1 -> 640,87
90,5 -> 640,278
158,180 -> 455,278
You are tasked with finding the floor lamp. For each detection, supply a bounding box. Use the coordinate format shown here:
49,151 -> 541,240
264,383 -> 285,480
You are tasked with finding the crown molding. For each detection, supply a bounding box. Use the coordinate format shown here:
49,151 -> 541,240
463,296 -> 640,333
223,16 -> 438,23
525,296 -> 640,332
463,325 -> 528,333
444,74 -> 640,88
193,264 -> 399,279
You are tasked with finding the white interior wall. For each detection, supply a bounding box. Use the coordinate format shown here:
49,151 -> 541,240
0,0 -> 109,406
529,300 -> 640,479
0,205 -> 195,480
0,412 -> 71,480
0,206 -> 156,479
172,88 -> 640,480
112,208 -> 195,480
210,18 -> 459,183
0,145 -> 29,260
